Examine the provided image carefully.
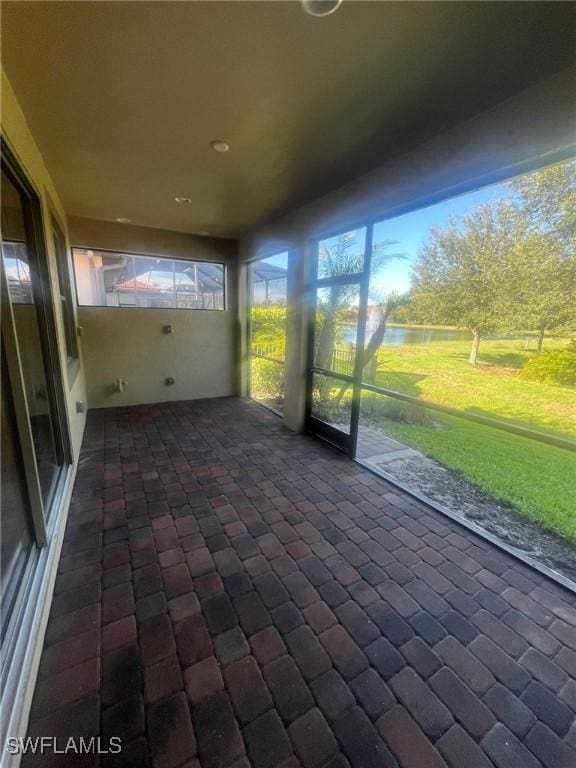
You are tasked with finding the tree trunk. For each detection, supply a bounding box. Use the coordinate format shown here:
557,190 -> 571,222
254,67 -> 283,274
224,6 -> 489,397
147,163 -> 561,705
536,327 -> 545,354
315,291 -> 338,370
469,330 -> 481,365
333,304 -> 395,406
362,309 -> 393,373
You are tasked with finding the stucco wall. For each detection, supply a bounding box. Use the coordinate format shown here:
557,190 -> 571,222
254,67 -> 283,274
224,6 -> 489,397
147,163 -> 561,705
69,216 -> 239,408
239,66 -> 576,433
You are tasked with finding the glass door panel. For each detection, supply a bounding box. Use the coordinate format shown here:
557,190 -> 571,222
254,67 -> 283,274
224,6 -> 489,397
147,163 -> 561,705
0,349 -> 34,637
314,284 -> 360,376
1,167 -> 64,512
310,372 -> 353,434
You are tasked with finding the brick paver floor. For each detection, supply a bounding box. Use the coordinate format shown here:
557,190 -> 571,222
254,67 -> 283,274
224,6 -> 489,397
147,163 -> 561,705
25,398 -> 576,768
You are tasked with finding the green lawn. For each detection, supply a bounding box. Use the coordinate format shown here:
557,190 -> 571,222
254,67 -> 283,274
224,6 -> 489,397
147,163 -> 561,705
370,334 -> 575,437
357,332 -> 576,541
253,311 -> 576,541
361,404 -> 576,542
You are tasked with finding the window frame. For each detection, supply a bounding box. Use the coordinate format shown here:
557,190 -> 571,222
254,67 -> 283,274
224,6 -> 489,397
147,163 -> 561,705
52,216 -> 80,385
71,246 -> 227,311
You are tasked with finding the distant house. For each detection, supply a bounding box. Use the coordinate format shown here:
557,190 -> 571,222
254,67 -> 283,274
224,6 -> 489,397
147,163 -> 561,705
106,261 -> 224,309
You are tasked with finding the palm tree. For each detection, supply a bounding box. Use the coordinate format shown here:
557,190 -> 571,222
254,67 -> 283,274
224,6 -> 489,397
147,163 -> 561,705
314,232 -> 406,410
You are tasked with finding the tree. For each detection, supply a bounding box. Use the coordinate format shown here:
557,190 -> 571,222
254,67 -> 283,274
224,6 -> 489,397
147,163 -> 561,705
332,290 -> 407,403
362,291 -> 407,383
315,232 -> 405,370
510,158 -> 576,247
410,159 -> 576,362
506,160 -> 576,351
504,230 -> 576,352
314,231 -> 405,409
410,201 -> 525,365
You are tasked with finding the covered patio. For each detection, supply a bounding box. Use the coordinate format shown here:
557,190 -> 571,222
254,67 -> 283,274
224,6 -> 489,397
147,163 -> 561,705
2,4 -> 575,767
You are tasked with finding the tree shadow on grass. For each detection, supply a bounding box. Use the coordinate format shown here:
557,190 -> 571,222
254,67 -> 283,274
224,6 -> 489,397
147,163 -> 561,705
441,349 -> 531,372
476,351 -> 531,369
371,369 -> 427,397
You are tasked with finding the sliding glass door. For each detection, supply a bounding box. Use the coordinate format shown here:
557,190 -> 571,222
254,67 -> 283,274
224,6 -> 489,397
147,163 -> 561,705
248,252 -> 288,414
1,166 -> 69,514
0,142 -> 71,633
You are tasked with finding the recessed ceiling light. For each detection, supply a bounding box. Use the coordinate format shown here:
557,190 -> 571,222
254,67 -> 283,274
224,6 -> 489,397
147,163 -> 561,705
116,217 -> 131,223
210,140 -> 230,153
302,0 -> 343,16
195,231 -> 210,237
174,196 -> 192,204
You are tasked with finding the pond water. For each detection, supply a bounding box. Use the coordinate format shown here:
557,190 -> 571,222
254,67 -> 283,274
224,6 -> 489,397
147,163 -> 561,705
345,324 -> 532,346
369,326 -> 469,345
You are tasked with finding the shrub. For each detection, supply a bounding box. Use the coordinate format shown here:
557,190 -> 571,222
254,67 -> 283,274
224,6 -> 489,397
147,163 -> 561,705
520,349 -> 576,387
251,357 -> 285,406
250,307 -> 286,354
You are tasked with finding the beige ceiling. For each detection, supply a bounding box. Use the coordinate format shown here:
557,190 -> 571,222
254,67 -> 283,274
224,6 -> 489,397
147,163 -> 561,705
1,1 -> 574,238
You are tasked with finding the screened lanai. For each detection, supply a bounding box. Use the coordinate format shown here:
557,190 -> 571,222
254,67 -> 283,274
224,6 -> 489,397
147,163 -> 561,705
1,3 -> 575,768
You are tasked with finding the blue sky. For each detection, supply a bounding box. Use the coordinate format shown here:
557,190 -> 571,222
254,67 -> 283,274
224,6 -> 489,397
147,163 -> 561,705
371,181 -> 513,295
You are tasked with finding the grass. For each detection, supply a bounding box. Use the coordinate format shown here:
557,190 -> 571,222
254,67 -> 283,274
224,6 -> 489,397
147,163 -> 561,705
253,313 -> 576,541
361,402 -> 576,542
370,335 -> 575,437
358,333 -> 576,541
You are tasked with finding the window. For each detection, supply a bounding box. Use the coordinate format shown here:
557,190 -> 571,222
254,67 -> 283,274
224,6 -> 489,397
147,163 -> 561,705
317,228 -> 366,279
72,248 -> 225,310
3,243 -> 32,304
52,218 -> 79,368
1,180 -> 33,304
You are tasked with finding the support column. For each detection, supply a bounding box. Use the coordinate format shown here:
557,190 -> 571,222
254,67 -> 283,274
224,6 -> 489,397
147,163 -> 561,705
283,243 -> 312,433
